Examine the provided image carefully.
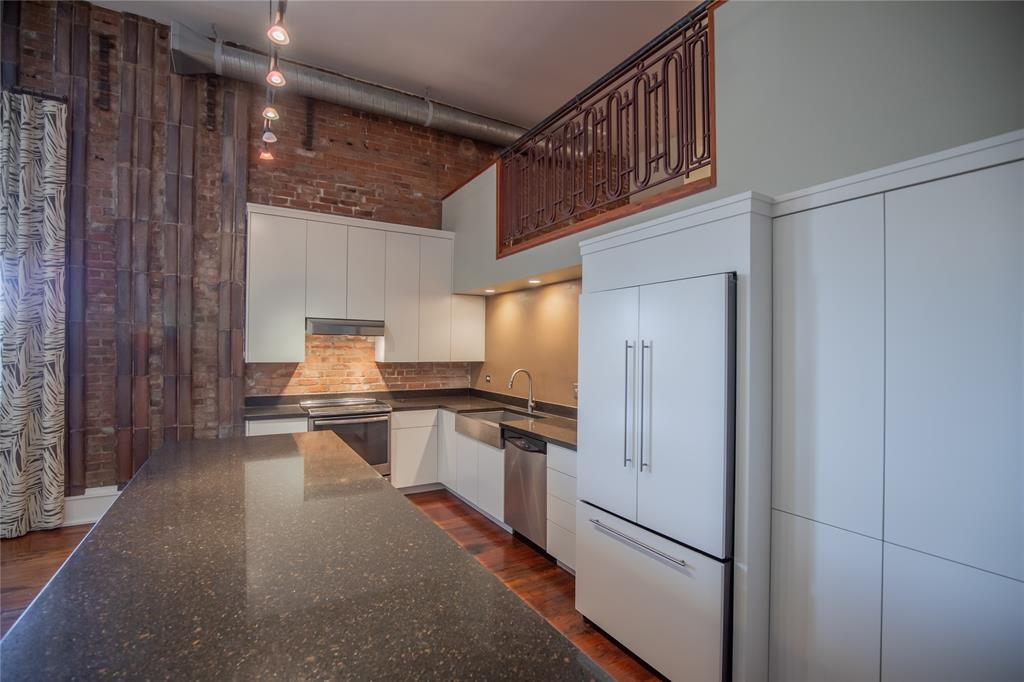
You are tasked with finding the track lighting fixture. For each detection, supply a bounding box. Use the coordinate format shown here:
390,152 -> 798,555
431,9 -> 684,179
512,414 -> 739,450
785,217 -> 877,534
259,144 -> 274,161
266,52 -> 286,87
267,0 -> 290,45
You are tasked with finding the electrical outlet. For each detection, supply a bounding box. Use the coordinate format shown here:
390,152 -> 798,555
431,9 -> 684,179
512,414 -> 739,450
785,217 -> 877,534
485,374 -> 491,383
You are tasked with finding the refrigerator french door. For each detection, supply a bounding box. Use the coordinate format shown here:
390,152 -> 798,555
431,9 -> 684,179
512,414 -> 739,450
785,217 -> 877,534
576,272 -> 736,681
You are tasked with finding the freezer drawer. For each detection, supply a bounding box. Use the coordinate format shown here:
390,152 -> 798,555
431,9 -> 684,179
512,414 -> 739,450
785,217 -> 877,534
576,502 -> 729,681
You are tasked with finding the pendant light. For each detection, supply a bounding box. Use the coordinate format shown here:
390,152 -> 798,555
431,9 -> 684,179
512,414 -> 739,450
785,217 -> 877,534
262,121 -> 278,144
266,51 -> 286,87
259,144 -> 274,161
267,0 -> 290,45
262,88 -> 279,120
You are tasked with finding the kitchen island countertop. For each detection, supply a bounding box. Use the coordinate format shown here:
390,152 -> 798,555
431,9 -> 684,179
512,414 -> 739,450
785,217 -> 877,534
0,431 -> 603,680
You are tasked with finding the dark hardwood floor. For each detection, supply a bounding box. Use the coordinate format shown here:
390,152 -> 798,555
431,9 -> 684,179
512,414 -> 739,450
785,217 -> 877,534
407,490 -> 659,681
1,491 -> 656,680
0,524 -> 91,636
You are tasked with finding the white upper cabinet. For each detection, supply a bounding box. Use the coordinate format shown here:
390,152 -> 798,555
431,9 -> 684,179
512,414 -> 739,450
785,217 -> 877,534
884,161 -> 1023,580
773,195 -> 885,538
347,226 -> 386,320
770,511 -> 882,682
379,232 -> 420,362
418,237 -> 454,361
577,286 -> 640,522
881,543 -> 1023,682
636,274 -> 734,560
306,221 -> 348,319
451,295 -> 485,362
246,212 -> 307,362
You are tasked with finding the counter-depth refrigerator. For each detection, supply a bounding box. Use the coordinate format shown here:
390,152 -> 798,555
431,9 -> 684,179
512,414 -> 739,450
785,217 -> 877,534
576,272 -> 735,681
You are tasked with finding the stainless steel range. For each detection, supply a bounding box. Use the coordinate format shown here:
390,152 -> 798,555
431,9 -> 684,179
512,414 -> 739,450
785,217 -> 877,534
302,398 -> 392,476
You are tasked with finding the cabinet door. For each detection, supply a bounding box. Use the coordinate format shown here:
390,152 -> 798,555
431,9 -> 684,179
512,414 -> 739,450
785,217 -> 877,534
773,196 -> 884,538
769,511 -> 882,682
636,274 -> 733,558
455,432 -> 479,504
306,221 -> 348,319
246,213 -> 306,362
577,287 -> 639,521
885,162 -> 1023,580
245,417 -> 308,436
391,426 -> 437,488
451,295 -> 485,361
419,237 -> 453,361
347,226 -> 385,320
437,410 -> 457,488
477,442 -> 504,521
380,232 -> 420,362
881,543 -> 1023,682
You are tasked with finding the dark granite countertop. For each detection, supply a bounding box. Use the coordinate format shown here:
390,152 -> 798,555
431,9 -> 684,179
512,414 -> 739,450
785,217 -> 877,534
243,391 -> 578,450
0,432 -> 603,680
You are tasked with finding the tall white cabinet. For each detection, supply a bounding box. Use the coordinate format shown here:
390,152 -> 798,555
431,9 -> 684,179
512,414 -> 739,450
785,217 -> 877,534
770,143 -> 1023,682
246,213 -> 307,363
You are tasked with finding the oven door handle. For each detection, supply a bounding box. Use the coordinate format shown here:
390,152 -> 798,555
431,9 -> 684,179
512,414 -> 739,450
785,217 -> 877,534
312,415 -> 391,426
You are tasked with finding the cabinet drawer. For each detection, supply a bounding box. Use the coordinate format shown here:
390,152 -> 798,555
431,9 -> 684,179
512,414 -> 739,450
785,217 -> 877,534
547,519 -> 576,570
576,502 -> 727,682
391,409 -> 437,429
548,443 -> 577,477
547,468 -> 576,505
547,494 -> 576,533
245,417 -> 308,436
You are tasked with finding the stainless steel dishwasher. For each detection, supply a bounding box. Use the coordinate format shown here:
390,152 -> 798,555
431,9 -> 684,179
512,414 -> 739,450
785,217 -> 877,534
504,433 -> 547,549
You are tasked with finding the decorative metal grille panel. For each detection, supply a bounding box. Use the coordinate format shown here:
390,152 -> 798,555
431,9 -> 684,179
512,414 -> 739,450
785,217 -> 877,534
498,3 -> 717,257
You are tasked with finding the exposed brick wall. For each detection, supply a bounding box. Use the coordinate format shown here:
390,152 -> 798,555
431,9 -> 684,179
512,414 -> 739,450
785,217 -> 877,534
13,1 -> 498,489
246,335 -> 471,396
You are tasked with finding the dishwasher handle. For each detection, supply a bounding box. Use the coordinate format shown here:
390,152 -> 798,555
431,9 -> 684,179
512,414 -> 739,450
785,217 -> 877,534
505,435 -> 547,454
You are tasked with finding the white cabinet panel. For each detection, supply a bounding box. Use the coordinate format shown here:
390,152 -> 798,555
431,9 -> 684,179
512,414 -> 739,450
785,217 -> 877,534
547,493 -> 575,532
577,287 -> 639,521
379,231 -> 420,362
547,468 -> 576,506
547,520 -> 575,570
419,237 -> 453,361
547,443 -> 577,478
637,274 -> 733,558
455,431 -> 479,505
576,502 -> 727,682
391,426 -> 437,488
391,409 -> 437,429
773,195 -> 884,537
347,226 -> 385,320
477,442 -> 504,521
245,417 -> 308,436
246,213 -> 306,363
451,295 -> 485,361
881,543 -> 1023,682
885,162 -> 1023,579
306,221 -> 348,319
437,410 -> 457,489
769,510 -> 882,682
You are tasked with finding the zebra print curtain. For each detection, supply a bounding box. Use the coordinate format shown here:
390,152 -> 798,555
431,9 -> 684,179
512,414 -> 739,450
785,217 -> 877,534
0,91 -> 68,538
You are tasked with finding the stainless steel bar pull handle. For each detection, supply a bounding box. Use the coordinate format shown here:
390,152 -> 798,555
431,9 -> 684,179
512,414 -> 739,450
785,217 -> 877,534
590,518 -> 688,568
623,340 -> 635,467
639,340 -> 649,471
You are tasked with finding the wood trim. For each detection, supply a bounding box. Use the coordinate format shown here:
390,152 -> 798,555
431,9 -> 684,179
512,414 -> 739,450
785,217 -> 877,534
494,160 -> 503,260
440,159 -> 498,201
497,175 -> 716,259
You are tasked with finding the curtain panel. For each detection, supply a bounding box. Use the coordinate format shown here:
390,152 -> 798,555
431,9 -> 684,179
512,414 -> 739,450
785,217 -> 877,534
0,91 -> 68,538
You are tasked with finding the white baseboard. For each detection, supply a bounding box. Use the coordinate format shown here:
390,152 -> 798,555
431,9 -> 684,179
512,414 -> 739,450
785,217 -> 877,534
63,485 -> 119,527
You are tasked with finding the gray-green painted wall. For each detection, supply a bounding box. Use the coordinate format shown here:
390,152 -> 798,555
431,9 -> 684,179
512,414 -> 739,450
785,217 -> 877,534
451,1 -> 1024,292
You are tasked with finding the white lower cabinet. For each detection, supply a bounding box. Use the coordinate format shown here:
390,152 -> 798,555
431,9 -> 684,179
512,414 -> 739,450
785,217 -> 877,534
881,543 -> 1024,682
576,501 -> 727,682
546,443 -> 577,571
769,510 -> 882,682
437,410 -> 457,488
455,431 -> 479,505
390,410 -> 438,489
476,442 -> 504,522
245,417 -> 308,437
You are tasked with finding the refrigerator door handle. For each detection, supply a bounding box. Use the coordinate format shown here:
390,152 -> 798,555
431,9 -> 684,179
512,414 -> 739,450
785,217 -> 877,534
590,518 -> 688,568
640,340 -> 651,471
623,340 -> 635,467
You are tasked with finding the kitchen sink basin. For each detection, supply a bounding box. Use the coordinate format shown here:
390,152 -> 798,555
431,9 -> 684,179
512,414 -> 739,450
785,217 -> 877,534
455,409 -> 544,448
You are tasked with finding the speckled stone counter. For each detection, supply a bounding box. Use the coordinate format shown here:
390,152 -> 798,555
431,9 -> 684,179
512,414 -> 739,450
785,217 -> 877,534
0,432 -> 605,680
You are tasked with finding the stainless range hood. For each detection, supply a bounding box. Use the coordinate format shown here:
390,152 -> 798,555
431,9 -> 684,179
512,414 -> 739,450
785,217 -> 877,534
306,318 -> 385,336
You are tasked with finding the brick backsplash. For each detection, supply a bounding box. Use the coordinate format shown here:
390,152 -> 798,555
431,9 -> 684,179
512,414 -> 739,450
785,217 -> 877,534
246,335 -> 472,396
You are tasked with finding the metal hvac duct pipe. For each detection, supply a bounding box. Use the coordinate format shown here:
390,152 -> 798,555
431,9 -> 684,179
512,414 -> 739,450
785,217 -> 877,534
169,22 -> 525,147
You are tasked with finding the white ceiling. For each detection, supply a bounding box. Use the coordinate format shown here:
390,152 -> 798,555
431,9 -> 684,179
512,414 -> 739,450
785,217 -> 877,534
96,1 -> 697,127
